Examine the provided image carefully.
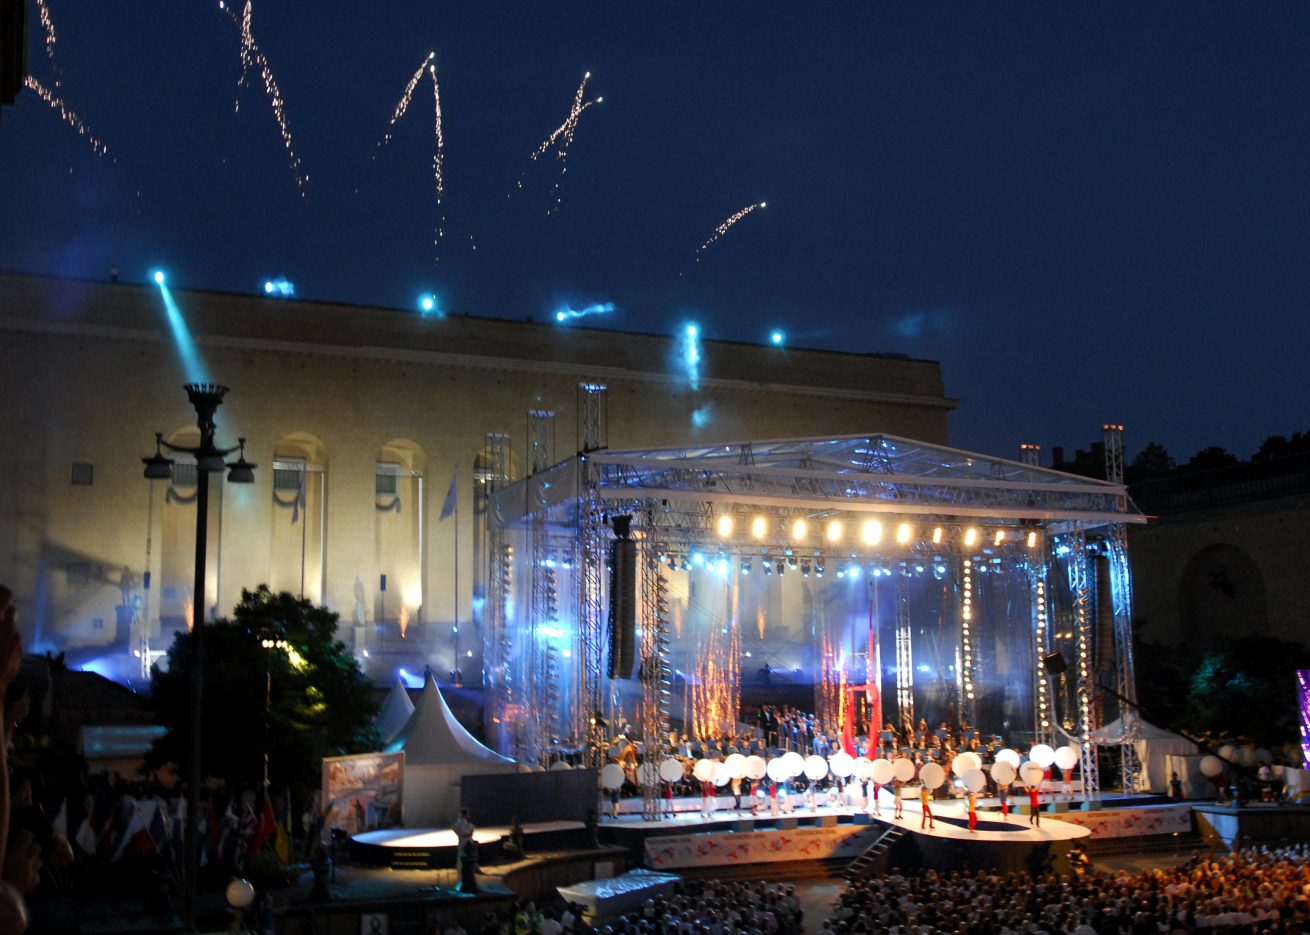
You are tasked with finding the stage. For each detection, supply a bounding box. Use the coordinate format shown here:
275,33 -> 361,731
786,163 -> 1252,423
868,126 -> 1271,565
351,820 -> 587,869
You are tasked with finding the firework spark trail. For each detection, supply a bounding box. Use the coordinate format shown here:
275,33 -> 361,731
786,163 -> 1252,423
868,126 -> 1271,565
218,1 -> 307,192
36,0 -> 60,87
23,75 -> 109,156
696,201 -> 767,259
431,60 -> 445,251
512,72 -> 602,206
236,0 -> 254,102
375,54 -> 432,151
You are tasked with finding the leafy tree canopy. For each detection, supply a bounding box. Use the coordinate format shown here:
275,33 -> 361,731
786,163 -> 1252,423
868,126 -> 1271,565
1183,445 -> 1239,472
1183,634 -> 1310,747
1126,442 -> 1176,483
147,586 -> 379,794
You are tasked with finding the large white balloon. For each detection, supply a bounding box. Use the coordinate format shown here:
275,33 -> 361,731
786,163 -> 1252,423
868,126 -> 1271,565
1020,762 -> 1045,787
713,761 -> 732,786
951,752 -> 981,776
637,761 -> 660,785
1199,755 -> 1224,778
962,767 -> 987,793
693,758 -> 717,782
1218,744 -> 1236,761
919,762 -> 945,789
1029,744 -> 1056,768
766,757 -> 790,782
892,757 -> 916,783
659,758 -> 684,783
990,760 -> 1016,786
1054,745 -> 1080,772
782,751 -> 806,778
724,753 -> 747,779
995,748 -> 1021,768
226,878 -> 256,909
804,755 -> 830,781
601,764 -> 626,790
829,752 -> 855,778
550,760 -> 574,771
870,758 -> 894,785
853,756 -> 875,781
1235,747 -> 1256,767
745,755 -> 768,780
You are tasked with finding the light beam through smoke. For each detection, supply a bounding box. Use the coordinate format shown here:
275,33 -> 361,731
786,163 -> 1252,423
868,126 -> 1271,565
553,302 -> 615,323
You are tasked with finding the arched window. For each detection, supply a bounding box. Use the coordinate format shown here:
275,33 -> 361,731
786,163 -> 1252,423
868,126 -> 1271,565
374,440 -> 426,644
269,433 -> 327,602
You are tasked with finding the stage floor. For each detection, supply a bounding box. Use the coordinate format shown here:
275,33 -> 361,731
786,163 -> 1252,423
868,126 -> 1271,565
603,797 -> 1091,844
356,820 -> 584,850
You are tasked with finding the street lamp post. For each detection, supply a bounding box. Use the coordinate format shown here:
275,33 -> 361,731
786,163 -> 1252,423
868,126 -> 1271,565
142,383 -> 255,929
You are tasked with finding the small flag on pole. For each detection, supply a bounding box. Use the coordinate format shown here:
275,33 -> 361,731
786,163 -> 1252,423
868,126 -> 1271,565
440,469 -> 458,521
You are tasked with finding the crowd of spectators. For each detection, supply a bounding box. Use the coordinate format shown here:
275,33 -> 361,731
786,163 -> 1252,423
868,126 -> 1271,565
831,845 -> 1310,933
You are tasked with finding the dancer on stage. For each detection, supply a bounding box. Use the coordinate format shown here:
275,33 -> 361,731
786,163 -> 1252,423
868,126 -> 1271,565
893,778 -> 904,820
867,778 -> 881,816
966,791 -> 978,833
731,776 -> 743,814
1027,784 -> 1041,827
919,784 -> 934,830
998,784 -> 1010,821
700,777 -> 716,819
1060,768 -> 1074,802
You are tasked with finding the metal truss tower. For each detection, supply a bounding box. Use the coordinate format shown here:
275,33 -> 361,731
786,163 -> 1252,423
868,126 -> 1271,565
1067,525 -> 1100,797
483,433 -> 513,754
527,411 -> 556,764
894,565 -> 915,736
639,532 -> 671,819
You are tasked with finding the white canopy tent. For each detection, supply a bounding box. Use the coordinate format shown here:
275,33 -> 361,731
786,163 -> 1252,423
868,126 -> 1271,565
384,671 -> 517,826
374,674 -> 416,747
1092,717 -> 1198,793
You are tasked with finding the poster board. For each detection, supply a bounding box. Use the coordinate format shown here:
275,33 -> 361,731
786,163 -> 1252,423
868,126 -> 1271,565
322,751 -> 405,835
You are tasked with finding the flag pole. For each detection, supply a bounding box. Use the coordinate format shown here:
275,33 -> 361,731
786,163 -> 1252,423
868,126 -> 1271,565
453,469 -> 459,684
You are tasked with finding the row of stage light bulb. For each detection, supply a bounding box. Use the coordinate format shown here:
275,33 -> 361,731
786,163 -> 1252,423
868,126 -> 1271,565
713,515 -> 1040,550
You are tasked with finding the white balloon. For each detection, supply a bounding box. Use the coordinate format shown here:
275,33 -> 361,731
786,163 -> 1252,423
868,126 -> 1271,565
1020,762 -> 1045,787
853,756 -> 875,781
1199,755 -> 1224,778
766,757 -> 790,782
693,758 -> 717,782
724,753 -> 747,779
1235,747 -> 1256,767
919,762 -> 945,789
1029,744 -> 1056,768
745,755 -> 768,780
638,761 -> 660,785
962,767 -> 987,793
782,751 -> 806,778
892,757 -> 916,783
1054,745 -> 1080,772
829,752 -> 855,778
1218,744 -> 1236,761
659,758 -> 685,783
550,760 -> 573,771
995,748 -> 1021,768
713,761 -> 732,787
804,754 -> 830,781
226,878 -> 256,909
990,760 -> 1016,786
601,764 -> 626,790
951,752 -> 979,777
870,758 -> 894,785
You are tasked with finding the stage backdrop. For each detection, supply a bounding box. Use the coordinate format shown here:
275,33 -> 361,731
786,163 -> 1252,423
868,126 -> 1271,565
459,767 -> 598,825
322,752 -> 405,835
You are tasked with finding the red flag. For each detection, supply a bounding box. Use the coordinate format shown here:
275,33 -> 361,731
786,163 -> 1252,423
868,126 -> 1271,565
250,797 -> 276,856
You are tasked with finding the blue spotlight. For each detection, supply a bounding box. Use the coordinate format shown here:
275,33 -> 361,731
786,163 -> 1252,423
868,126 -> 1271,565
553,301 -> 615,323
679,322 -> 702,392
152,272 -> 207,383
770,330 -> 784,346
686,323 -> 698,339
262,277 -> 295,298
152,270 -> 166,285
264,281 -> 275,294
418,294 -> 442,316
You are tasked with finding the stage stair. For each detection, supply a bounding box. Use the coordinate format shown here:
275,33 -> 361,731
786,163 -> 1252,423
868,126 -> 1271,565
842,825 -> 906,882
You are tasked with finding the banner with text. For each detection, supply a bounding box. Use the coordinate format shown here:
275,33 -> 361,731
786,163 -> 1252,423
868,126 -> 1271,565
645,823 -> 883,869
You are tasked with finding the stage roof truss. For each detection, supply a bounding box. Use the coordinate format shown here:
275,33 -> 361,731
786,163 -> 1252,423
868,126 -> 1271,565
492,433 -> 1144,530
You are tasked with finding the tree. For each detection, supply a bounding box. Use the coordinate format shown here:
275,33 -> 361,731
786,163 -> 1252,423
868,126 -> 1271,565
1126,442 -> 1176,482
147,587 -> 379,795
1182,634 -> 1310,747
1183,446 -> 1239,472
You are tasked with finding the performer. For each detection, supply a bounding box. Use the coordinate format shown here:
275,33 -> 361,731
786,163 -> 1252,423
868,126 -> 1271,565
662,779 -> 675,819
893,779 -> 904,820
453,808 -> 475,853
966,791 -> 978,833
998,784 -> 1010,821
731,776 -> 743,814
768,779 -> 779,817
919,784 -> 934,830
868,779 -> 881,816
700,777 -> 715,818
1060,768 -> 1074,802
1027,784 -> 1041,827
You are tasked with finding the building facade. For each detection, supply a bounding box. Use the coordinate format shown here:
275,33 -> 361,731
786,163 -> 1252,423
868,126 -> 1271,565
0,272 -> 955,683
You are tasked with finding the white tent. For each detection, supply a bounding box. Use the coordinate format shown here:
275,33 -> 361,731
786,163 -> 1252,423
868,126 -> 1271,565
375,674 -> 416,747
384,671 -> 517,826
1092,717 -> 1198,793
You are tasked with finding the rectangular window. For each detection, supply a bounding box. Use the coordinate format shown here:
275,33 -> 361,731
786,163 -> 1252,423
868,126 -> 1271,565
273,458 -> 307,493
376,462 -> 400,496
70,462 -> 94,485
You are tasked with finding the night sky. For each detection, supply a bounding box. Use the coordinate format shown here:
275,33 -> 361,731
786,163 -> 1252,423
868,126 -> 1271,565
3,3 -> 1308,464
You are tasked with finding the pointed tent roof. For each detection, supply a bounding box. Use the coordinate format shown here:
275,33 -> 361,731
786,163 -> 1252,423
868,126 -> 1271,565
492,432 -> 1146,528
375,674 -> 416,746
385,671 -> 514,766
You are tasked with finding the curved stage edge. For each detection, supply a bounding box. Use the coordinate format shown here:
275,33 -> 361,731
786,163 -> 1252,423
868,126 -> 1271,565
352,821 -> 587,869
